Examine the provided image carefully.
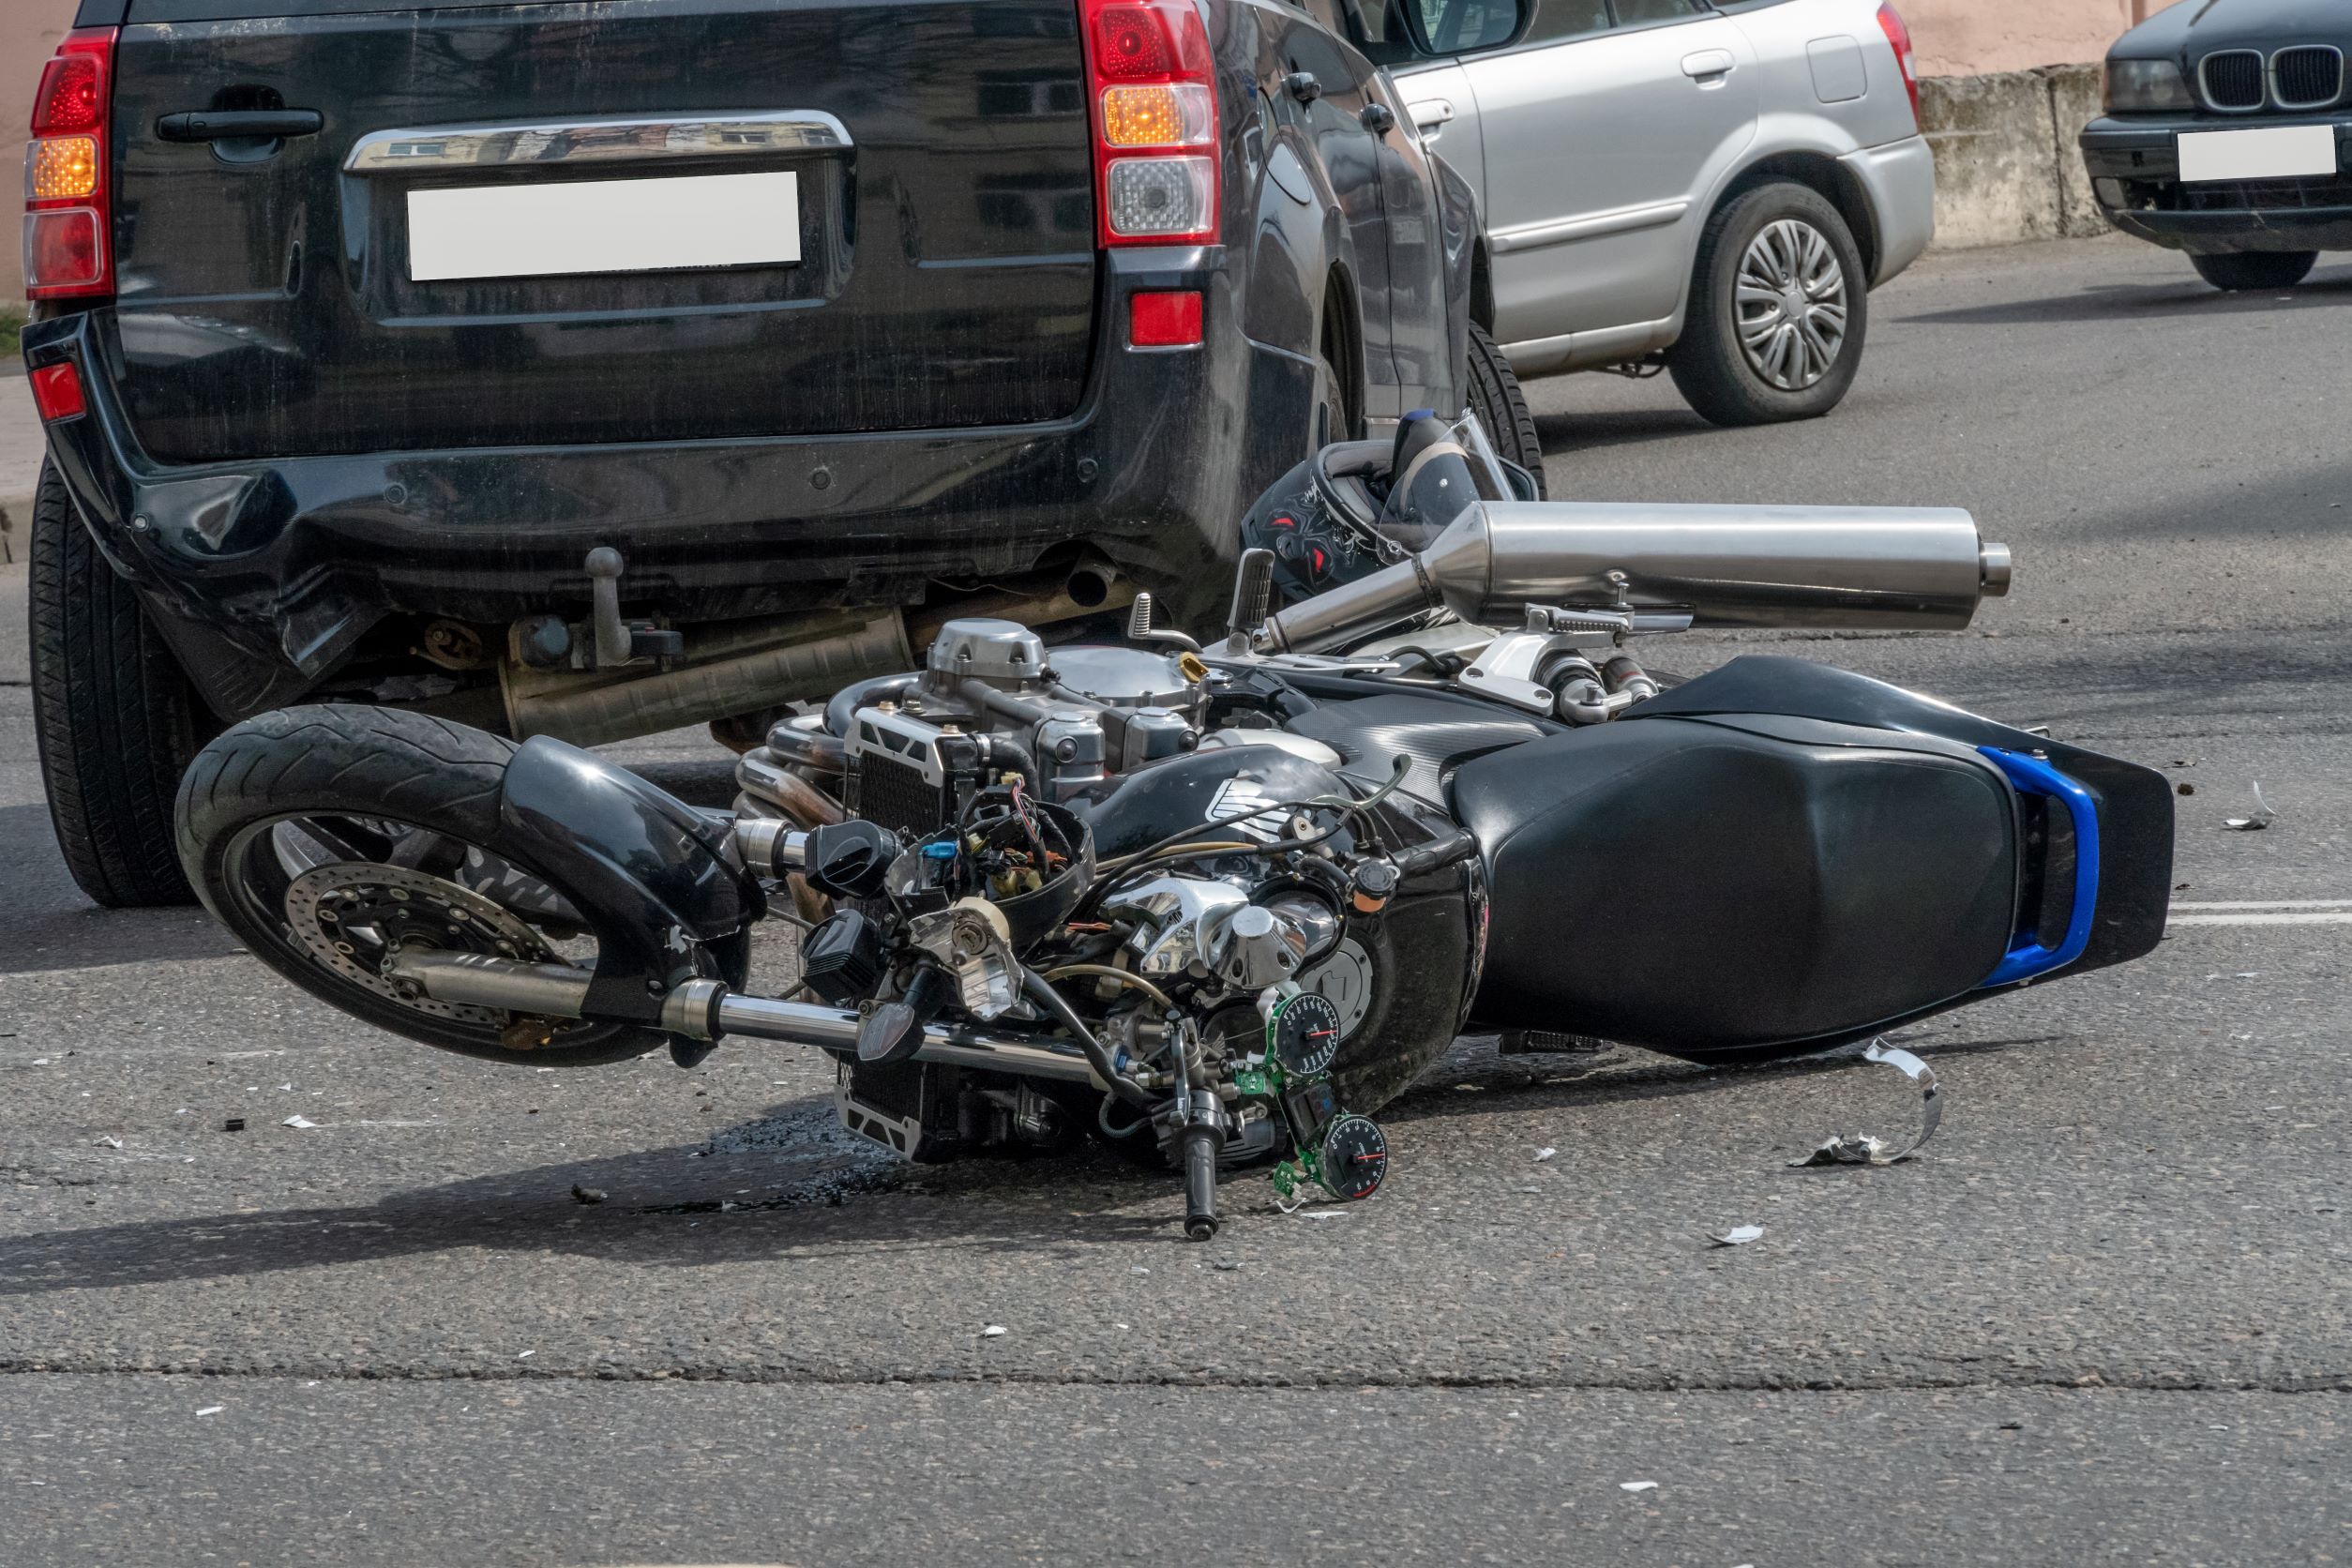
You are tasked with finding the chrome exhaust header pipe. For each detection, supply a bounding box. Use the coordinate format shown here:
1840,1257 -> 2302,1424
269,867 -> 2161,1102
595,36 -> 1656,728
384,951 -> 1104,1087
1259,499 -> 2012,653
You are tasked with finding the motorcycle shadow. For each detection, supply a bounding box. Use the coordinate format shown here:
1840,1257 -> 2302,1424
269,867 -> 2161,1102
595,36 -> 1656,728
0,1033 -> 2061,1299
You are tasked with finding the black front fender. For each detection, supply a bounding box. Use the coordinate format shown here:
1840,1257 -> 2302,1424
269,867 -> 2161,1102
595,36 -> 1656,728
499,737 -> 764,1025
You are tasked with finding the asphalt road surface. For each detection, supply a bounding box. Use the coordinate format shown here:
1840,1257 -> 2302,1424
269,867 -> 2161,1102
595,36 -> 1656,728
5,236 -> 2351,1566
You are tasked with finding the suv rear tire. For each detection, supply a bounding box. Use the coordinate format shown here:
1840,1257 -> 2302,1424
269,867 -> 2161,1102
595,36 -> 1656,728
1670,182 -> 1867,429
2190,250 -> 2317,292
1466,322 -> 1547,498
29,460 -> 209,907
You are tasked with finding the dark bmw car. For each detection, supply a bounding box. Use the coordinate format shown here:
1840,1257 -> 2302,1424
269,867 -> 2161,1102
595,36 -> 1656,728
2081,0 -> 2352,290
22,0 -> 1548,908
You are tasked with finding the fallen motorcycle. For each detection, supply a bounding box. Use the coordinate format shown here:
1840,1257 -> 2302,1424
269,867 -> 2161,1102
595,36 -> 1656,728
174,418 -> 2174,1238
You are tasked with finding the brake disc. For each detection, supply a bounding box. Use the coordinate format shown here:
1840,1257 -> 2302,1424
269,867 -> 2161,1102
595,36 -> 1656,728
283,862 -> 560,1024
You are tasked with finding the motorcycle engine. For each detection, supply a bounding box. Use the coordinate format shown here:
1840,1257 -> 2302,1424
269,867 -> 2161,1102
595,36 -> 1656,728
732,619 -> 1474,1226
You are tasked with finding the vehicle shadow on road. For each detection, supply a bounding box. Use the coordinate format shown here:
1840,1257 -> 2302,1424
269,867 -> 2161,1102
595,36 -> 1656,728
1896,265 -> 2352,328
1530,404 -> 1712,458
0,803 -> 246,977
0,1033 -> 2057,1298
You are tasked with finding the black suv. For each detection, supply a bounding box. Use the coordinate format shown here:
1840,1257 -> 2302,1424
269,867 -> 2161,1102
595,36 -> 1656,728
2083,0 -> 2352,290
23,0 -> 1545,906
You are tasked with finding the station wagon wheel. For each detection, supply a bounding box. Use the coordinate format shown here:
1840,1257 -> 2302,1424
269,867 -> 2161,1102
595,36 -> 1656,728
1735,218 -> 1848,392
1668,181 -> 1869,429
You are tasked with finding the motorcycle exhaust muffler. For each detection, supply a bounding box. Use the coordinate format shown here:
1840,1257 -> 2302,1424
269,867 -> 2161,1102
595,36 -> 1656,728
1257,499 -> 2013,654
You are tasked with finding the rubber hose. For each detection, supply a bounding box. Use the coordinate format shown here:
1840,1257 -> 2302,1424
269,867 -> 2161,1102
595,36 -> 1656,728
824,672 -> 921,740
1020,967 -> 1153,1108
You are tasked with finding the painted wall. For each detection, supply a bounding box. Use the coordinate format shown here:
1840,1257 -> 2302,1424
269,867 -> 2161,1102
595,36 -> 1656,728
5,0 -> 83,303
1905,0 -> 2179,79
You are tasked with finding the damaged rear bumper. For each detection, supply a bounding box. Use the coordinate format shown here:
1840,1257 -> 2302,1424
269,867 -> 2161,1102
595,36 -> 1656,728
26,249 -> 1315,721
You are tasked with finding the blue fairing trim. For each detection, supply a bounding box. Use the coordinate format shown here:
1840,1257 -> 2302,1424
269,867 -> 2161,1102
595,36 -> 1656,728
1979,747 -> 2100,988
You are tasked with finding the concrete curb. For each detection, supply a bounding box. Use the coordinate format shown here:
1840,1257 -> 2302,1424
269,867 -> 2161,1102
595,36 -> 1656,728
1921,63 -> 2109,251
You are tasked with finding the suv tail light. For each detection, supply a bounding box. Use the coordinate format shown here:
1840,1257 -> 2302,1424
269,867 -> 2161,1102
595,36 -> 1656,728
1875,3 -> 1921,128
1080,0 -> 1219,248
24,26 -> 118,300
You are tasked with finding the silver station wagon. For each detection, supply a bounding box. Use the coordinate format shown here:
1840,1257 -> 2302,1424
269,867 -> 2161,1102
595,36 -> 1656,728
1373,0 -> 1937,426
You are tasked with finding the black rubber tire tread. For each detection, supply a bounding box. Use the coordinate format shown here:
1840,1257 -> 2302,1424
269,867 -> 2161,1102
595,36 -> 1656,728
1465,322 -> 1547,499
2190,250 -> 2317,291
176,704 -> 666,1067
1668,181 -> 1868,429
28,459 -> 207,908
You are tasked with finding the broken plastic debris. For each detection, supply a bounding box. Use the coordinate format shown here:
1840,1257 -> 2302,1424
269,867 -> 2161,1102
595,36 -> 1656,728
30,1059 -> 49,1066
1791,1039 -> 1942,1168
570,1185 -> 607,1205
981,1324 -> 1008,1337
1619,1481 -> 1657,1493
1299,1209 -> 1350,1220
1533,1146 -> 1557,1162
2224,783 -> 2274,832
94,1136 -> 122,1150
195,1406 -> 224,1417
1708,1225 -> 1764,1247
516,1350 -> 535,1359
280,1114 -> 321,1129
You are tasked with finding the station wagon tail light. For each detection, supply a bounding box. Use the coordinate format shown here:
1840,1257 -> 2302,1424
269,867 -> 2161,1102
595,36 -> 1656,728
1082,0 -> 1220,247
23,27 -> 118,300
1875,3 -> 1920,128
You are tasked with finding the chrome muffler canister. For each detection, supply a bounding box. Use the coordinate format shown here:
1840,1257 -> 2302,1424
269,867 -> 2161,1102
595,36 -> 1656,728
1259,499 -> 2011,652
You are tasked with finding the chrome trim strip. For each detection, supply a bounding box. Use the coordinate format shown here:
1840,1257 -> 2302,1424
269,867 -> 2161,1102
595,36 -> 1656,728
2196,48 -> 2268,113
345,111 -> 853,174
1489,198 -> 1689,256
2269,44 -> 2345,112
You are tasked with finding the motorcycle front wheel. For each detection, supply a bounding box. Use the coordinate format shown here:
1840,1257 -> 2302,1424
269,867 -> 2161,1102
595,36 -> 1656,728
175,704 -> 669,1067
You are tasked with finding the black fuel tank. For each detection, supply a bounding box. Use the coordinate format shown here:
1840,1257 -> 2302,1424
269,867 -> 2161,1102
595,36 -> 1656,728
1452,715 -> 2019,1056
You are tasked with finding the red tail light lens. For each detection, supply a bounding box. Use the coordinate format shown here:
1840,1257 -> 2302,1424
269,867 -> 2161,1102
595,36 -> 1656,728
29,361 -> 88,423
1080,0 -> 1219,248
1129,289 -> 1203,347
1875,3 -> 1921,128
23,27 -> 117,300
34,50 -> 106,136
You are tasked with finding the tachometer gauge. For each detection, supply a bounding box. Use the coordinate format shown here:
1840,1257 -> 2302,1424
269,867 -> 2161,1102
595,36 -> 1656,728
1269,991 -> 1344,1078
1319,1114 -> 1388,1201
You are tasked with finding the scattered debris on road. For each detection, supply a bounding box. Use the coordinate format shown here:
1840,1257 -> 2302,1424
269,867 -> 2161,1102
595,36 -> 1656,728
1619,1481 -> 1657,1493
1708,1225 -> 1765,1247
223,1118 -> 245,1132
2224,783 -> 2274,831
195,1406 -> 224,1417
280,1114 -> 320,1129
1791,1039 -> 1941,1167
1533,1146 -> 1557,1162
981,1324 -> 1007,1337
93,1135 -> 121,1149
570,1185 -> 607,1205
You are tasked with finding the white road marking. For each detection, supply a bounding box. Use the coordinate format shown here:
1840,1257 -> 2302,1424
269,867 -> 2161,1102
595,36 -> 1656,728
2172,900 -> 2352,910
2169,912 -> 2352,927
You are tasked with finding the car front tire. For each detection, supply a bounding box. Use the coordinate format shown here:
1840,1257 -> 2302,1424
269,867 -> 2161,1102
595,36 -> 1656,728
2190,250 -> 2317,292
29,460 -> 209,907
1669,181 -> 1868,429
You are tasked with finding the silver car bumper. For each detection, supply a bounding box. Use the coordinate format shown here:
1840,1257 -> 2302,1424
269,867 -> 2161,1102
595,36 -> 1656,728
1841,134 -> 1936,287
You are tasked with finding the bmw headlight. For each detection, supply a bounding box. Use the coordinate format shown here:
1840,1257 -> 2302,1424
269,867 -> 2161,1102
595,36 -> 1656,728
2104,57 -> 2194,113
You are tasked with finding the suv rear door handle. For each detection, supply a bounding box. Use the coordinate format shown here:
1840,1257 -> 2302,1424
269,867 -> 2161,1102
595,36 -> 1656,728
1681,50 -> 1736,81
158,110 -> 324,143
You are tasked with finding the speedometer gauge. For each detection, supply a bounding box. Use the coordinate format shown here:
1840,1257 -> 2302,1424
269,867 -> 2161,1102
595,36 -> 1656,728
1319,1114 -> 1388,1200
1269,991 -> 1344,1078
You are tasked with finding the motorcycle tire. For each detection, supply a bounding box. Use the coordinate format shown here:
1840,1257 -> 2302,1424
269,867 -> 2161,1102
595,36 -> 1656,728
176,704 -> 671,1067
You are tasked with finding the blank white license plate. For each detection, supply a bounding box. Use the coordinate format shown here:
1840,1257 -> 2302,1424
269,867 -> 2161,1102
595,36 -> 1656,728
406,171 -> 801,282
2177,124 -> 2339,183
